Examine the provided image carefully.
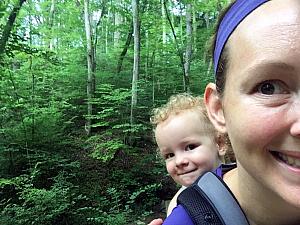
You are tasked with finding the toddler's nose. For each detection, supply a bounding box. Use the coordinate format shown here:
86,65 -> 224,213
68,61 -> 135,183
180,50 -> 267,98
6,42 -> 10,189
175,154 -> 189,167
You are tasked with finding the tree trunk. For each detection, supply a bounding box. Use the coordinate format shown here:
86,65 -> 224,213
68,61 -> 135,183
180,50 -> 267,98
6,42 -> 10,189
161,0 -> 167,46
204,13 -> 210,28
49,0 -> 55,50
105,20 -> 108,54
184,3 -> 192,92
116,25 -> 133,74
145,30 -> 149,79
84,0 -> 95,136
114,1 -> 122,47
0,0 -> 26,56
130,0 -> 140,126
179,7 -> 184,46
29,18 -> 35,145
192,1 -> 197,52
163,1 -> 186,88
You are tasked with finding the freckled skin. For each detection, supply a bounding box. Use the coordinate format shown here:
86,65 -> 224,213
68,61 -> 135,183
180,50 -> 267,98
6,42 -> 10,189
205,1 -> 300,225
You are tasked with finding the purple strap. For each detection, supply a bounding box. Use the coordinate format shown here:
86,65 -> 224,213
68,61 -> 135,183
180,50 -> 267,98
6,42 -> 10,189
162,205 -> 194,225
215,165 -> 223,178
214,0 -> 269,74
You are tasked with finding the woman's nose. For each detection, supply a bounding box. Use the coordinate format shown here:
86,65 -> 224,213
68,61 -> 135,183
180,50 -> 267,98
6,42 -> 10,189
290,100 -> 300,138
290,119 -> 300,137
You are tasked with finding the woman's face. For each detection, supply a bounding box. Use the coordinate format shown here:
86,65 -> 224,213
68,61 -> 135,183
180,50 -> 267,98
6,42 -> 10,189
218,0 -> 300,209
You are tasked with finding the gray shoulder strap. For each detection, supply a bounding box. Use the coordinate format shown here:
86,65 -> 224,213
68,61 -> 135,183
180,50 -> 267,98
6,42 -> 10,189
177,172 -> 249,225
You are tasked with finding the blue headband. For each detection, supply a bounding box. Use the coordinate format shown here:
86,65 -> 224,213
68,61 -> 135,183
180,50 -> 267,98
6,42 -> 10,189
214,0 -> 270,74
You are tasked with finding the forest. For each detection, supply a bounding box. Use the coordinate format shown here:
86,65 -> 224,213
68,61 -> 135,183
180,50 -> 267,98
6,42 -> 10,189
0,0 -> 229,224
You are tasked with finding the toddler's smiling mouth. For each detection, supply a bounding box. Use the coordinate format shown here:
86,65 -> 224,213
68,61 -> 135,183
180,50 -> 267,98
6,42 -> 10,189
178,169 -> 197,176
270,151 -> 300,169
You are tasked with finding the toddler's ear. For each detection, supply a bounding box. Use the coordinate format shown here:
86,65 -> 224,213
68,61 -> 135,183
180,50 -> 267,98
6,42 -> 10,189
204,83 -> 227,133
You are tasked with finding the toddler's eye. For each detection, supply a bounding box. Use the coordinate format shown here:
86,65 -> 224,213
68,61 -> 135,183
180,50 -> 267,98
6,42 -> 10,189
256,80 -> 288,95
186,144 -> 198,151
164,153 -> 175,160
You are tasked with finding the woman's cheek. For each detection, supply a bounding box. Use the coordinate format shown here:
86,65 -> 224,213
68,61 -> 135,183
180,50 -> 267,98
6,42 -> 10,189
228,106 -> 287,149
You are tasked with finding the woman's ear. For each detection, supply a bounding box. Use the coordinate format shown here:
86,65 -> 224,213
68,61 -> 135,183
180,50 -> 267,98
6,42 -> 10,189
204,83 -> 227,133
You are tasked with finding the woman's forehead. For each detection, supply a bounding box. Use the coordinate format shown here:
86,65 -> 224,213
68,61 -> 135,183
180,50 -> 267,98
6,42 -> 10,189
235,0 -> 300,35
227,0 -> 300,76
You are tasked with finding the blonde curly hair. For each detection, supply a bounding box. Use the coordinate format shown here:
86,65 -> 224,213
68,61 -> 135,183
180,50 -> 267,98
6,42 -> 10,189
151,93 -> 215,133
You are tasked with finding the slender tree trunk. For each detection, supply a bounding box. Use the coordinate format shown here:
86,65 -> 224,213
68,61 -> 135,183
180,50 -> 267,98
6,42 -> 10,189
130,0 -> 140,126
150,45 -> 157,105
161,0 -> 167,46
0,0 -> 26,56
114,1 -> 122,47
116,25 -> 133,74
204,13 -> 210,28
27,0 -> 33,169
84,0 -> 95,136
105,20 -> 108,54
49,0 -> 55,50
192,1 -> 197,51
144,3 -> 150,79
30,57 -> 35,143
184,3 -> 192,92
92,6 -> 105,94
163,1 -> 186,88
179,7 -> 184,46
145,30 -> 149,79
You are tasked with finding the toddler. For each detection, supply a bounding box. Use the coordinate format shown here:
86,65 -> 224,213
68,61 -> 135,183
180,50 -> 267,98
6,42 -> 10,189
151,93 -> 230,215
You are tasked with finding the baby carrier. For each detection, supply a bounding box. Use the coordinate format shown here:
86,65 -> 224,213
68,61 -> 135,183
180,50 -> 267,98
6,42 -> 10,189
177,171 -> 249,225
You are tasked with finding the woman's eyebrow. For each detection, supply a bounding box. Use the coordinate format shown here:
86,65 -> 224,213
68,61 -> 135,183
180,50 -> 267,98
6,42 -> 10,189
240,61 -> 296,91
247,61 -> 296,73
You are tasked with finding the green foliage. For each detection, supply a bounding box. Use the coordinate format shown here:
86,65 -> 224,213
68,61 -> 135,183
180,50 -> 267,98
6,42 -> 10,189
0,178 -> 16,186
76,207 -> 127,225
89,136 -> 126,162
86,211 -> 127,225
0,0 -> 223,224
1,173 -> 72,225
126,183 -> 162,211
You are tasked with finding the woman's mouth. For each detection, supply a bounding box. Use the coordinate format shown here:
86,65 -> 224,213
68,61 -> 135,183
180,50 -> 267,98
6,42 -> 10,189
271,151 -> 300,169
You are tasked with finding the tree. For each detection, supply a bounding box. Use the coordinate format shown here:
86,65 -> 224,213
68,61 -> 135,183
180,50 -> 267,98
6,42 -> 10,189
116,24 -> 133,74
48,0 -> 55,50
113,0 -> 122,47
161,0 -> 167,46
0,0 -> 26,56
83,0 -> 95,136
130,0 -> 140,125
184,3 -> 192,93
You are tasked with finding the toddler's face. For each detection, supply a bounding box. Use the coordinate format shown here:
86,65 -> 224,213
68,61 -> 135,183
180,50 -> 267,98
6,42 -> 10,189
155,110 -> 223,187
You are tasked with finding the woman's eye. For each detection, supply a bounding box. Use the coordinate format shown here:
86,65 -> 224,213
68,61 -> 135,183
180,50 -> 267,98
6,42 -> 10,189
256,80 -> 288,95
186,144 -> 198,151
164,153 -> 174,160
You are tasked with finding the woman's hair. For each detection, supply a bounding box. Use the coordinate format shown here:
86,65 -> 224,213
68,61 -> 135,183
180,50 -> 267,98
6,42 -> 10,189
209,0 -> 237,96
